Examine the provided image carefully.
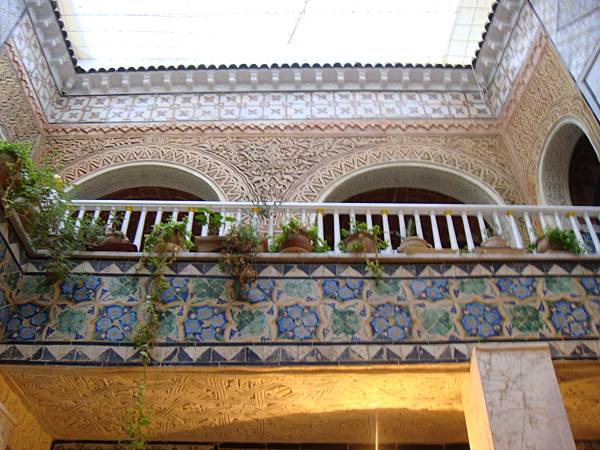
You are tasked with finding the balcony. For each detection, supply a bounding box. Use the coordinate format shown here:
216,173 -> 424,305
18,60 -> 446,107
14,199 -> 600,260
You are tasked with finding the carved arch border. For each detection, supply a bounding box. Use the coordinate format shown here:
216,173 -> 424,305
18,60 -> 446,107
59,144 -> 253,201
286,143 -> 520,203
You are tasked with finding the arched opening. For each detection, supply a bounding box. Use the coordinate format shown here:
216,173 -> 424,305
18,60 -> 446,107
539,119 -> 600,206
568,134 -> 600,206
319,163 -> 503,249
71,162 -> 224,247
73,162 -> 224,201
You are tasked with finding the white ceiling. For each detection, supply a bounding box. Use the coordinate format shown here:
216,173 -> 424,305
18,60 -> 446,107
56,0 -> 495,70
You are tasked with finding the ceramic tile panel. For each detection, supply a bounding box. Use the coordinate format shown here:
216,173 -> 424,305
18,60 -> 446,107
0,0 -> 24,49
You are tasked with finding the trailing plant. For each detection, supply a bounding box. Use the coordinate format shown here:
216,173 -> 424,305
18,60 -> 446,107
195,207 -> 234,235
124,218 -> 192,448
122,378 -> 150,450
405,218 -> 416,238
218,222 -> 260,301
339,221 -> 387,283
543,227 -> 585,254
270,217 -> 330,253
0,140 -> 105,282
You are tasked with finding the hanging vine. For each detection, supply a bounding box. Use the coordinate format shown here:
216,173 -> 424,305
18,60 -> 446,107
122,219 -> 193,449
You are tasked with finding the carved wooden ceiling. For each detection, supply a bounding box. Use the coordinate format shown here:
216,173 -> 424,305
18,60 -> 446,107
2,362 -> 600,444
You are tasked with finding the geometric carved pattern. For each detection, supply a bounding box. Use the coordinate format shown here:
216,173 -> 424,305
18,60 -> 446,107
40,134 -> 519,203
3,362 -> 600,443
504,42 -> 600,203
0,47 -> 41,143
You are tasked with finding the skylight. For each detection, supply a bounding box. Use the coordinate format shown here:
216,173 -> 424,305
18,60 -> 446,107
56,0 -> 495,70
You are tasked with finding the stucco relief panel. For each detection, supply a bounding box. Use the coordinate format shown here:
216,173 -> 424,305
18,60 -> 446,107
38,133 -> 517,203
0,48 -> 40,143
504,44 -> 600,203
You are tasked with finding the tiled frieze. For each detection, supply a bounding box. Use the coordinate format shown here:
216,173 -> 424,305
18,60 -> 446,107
0,0 -> 24,49
1,208 -> 600,367
483,2 -> 542,115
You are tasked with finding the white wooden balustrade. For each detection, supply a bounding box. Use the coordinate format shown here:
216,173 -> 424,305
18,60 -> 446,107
63,200 -> 600,255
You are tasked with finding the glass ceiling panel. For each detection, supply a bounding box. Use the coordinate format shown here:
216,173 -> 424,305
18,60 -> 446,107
56,0 -> 495,70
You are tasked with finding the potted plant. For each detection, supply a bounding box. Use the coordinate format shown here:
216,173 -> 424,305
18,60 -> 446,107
536,227 -> 585,254
475,222 -> 517,254
397,218 -> 432,253
339,220 -> 388,282
194,207 -> 235,252
339,221 -> 388,254
0,141 -> 106,282
219,222 -> 261,301
94,220 -> 138,252
144,219 -> 193,254
0,140 -> 30,191
271,217 -> 329,253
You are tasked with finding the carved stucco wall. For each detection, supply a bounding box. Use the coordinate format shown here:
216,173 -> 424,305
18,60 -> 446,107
503,42 -> 600,204
0,47 -> 41,145
0,373 -> 52,450
1,28 -> 599,206
37,133 -> 520,203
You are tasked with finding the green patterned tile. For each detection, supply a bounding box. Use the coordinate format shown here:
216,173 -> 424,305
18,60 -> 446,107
414,303 -> 460,340
189,278 -> 227,303
366,279 -> 407,302
505,302 -> 549,338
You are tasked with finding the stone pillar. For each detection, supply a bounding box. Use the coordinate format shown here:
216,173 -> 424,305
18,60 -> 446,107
463,344 -> 575,450
0,402 -> 15,450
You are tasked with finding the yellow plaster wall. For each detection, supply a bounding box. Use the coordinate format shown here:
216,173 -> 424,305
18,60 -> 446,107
0,373 -> 52,450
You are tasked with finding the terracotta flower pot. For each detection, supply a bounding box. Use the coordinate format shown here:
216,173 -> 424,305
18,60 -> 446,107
194,235 -> 227,252
481,235 -> 510,248
280,232 -> 312,253
155,230 -> 187,253
255,237 -> 269,253
93,230 -> 138,252
397,236 -> 432,253
536,238 -> 565,253
343,231 -> 378,253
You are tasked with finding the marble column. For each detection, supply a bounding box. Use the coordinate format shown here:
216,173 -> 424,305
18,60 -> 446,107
0,402 -> 14,450
463,344 -> 575,450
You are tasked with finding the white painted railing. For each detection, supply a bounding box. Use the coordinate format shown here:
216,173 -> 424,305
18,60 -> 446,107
68,200 -> 600,255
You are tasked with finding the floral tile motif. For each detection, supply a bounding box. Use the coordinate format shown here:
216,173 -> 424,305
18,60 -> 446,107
48,304 -> 90,340
230,304 -> 271,340
408,279 -> 450,301
183,305 -> 226,342
279,279 -> 318,301
190,278 -> 226,302
460,302 -> 503,338
322,279 -> 363,302
246,279 -> 276,304
543,277 -> 578,296
61,275 -> 101,303
506,303 -> 548,337
454,278 -> 494,299
159,278 -> 189,304
1,259 -> 21,291
17,275 -> 54,303
102,277 -> 141,303
548,300 -> 591,337
277,304 -> 320,340
4,303 -> 49,340
156,309 -> 178,342
366,279 -> 407,302
94,304 -> 137,342
369,303 -> 412,341
496,277 -> 536,300
580,277 -> 600,296
415,304 -> 458,339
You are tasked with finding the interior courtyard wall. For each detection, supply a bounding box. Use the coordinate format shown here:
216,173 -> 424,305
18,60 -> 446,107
502,41 -> 600,204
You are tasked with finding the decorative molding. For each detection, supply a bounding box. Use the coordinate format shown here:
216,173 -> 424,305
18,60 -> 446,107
503,44 -> 600,203
36,134 -> 518,203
